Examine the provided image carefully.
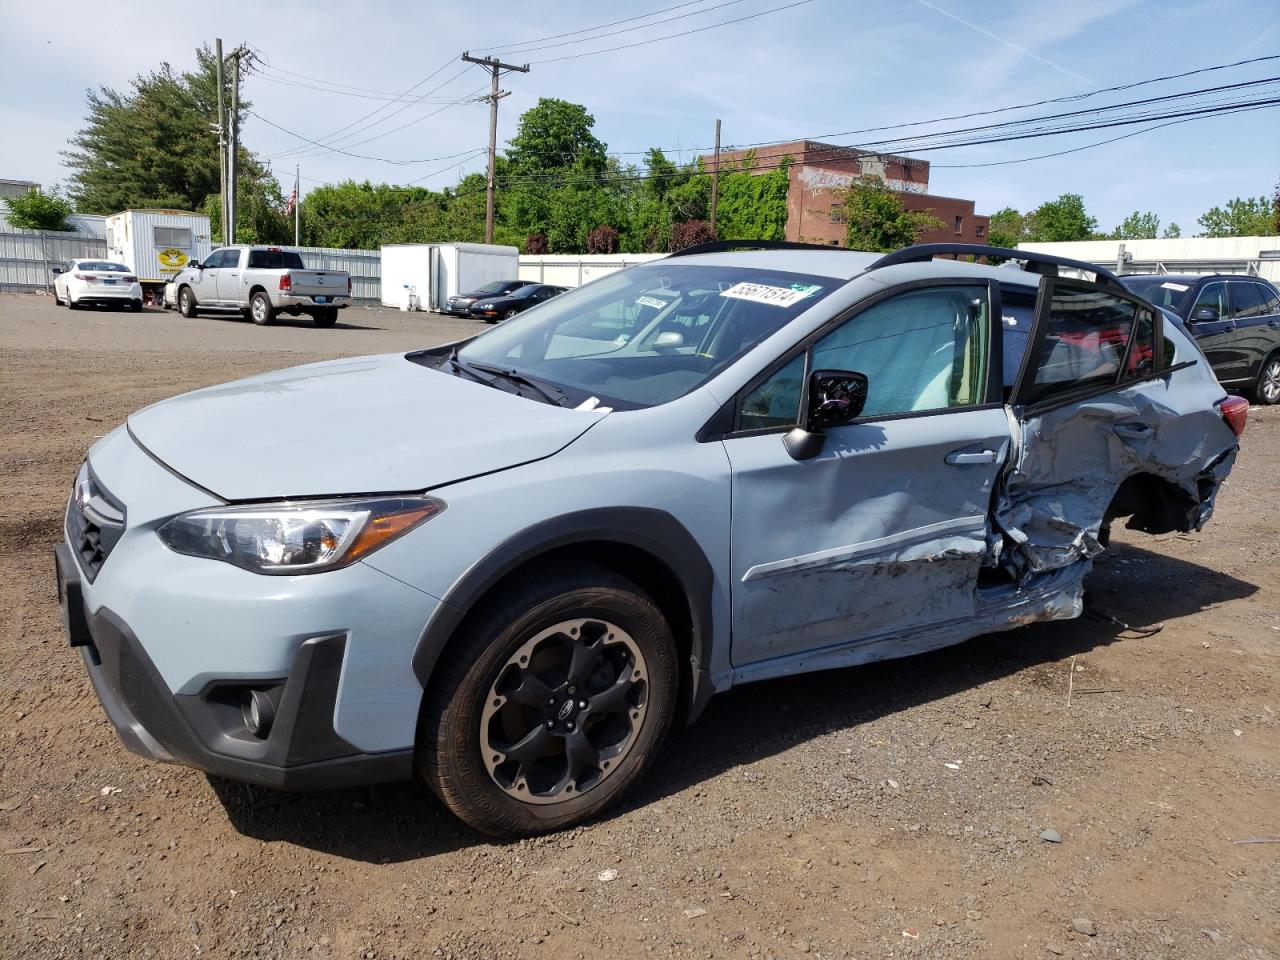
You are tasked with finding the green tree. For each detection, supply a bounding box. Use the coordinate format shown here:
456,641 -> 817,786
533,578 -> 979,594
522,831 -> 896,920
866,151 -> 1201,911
842,175 -> 943,252
1110,210 -> 1160,240
1162,222 -> 1182,239
505,98 -> 608,178
2,188 -> 73,230
204,158 -> 291,245
1027,193 -> 1096,242
1196,196 -> 1275,237
986,206 -> 1025,248
65,46 -> 242,214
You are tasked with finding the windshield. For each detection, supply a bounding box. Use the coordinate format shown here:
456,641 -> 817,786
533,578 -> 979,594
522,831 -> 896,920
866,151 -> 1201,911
454,262 -> 837,409
473,280 -> 518,296
78,262 -> 130,273
509,285 -> 542,300
1121,277 -> 1194,317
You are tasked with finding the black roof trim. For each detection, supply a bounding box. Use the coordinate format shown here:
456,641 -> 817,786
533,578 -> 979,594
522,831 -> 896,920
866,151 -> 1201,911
869,243 -> 1127,292
668,239 -> 841,257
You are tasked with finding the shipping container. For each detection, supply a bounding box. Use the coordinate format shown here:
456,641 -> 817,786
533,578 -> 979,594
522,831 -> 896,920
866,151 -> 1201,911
104,210 -> 214,294
381,242 -> 520,311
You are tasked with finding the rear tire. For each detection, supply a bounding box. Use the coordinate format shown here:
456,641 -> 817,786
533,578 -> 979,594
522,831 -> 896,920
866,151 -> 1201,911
67,296 -> 79,310
129,299 -> 143,313
418,562 -> 677,838
311,308 -> 337,327
250,291 -> 275,326
1249,353 -> 1280,406
178,287 -> 197,318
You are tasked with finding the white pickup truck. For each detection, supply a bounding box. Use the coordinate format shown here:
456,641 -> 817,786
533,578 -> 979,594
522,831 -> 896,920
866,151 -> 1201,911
171,246 -> 351,327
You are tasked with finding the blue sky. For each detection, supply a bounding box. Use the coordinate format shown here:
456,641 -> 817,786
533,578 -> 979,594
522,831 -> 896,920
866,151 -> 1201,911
2,0 -> 1277,234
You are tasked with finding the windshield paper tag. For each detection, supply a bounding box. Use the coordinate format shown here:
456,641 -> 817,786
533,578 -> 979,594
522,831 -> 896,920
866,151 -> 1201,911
1160,282 -> 1190,292
635,295 -> 670,309
721,282 -> 817,307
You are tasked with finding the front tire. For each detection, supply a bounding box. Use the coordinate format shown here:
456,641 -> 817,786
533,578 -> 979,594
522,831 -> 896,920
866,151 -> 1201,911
250,291 -> 275,326
1250,353 -> 1280,406
178,287 -> 197,318
502,307 -> 519,321
419,562 -> 677,838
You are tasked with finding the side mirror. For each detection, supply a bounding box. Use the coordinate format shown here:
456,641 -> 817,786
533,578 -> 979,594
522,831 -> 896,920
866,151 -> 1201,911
652,331 -> 684,352
1191,307 -> 1219,323
188,260 -> 201,270
50,266 -> 62,275
783,369 -> 870,461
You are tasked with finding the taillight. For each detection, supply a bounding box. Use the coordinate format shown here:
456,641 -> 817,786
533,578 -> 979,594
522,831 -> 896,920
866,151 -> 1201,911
123,275 -> 137,283
74,273 -> 92,280
1219,395 -> 1249,437
278,274 -> 292,291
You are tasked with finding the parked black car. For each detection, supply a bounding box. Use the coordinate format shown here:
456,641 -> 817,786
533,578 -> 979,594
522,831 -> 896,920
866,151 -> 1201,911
446,279 -> 536,317
469,283 -> 567,322
1121,273 -> 1280,404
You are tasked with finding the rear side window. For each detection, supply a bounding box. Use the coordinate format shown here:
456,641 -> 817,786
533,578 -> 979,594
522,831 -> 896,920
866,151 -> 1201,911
247,250 -> 306,269
1229,281 -> 1267,320
1019,287 -> 1137,406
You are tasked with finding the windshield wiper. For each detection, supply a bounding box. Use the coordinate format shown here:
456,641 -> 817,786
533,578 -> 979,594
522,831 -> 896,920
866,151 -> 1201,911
465,361 -> 569,407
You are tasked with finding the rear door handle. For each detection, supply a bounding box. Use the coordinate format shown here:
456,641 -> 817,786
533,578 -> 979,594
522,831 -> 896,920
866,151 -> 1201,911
945,449 -> 998,465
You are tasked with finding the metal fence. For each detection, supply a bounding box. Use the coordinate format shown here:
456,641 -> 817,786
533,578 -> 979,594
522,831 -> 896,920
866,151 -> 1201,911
0,229 -> 106,293
283,244 -> 381,304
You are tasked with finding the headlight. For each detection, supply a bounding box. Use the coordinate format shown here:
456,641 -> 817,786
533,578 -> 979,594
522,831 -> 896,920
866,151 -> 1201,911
156,496 -> 444,574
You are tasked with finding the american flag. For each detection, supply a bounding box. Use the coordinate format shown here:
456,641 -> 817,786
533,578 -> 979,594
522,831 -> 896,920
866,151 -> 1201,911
285,184 -> 297,214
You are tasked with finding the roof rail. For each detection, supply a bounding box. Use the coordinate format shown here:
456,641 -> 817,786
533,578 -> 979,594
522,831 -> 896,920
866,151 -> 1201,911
668,239 -> 841,258
868,243 -> 1127,292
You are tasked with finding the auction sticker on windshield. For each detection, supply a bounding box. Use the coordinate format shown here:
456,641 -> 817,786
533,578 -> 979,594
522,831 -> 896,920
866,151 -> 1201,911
720,281 -> 820,307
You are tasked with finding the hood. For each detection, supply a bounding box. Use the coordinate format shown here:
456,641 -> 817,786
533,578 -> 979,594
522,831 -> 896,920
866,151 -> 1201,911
127,353 -> 606,500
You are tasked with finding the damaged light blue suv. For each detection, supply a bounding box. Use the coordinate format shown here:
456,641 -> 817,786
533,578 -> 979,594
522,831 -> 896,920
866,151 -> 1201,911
55,242 -> 1246,837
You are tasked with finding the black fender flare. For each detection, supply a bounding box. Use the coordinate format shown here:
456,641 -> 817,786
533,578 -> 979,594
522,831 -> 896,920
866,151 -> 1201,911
409,507 -> 716,722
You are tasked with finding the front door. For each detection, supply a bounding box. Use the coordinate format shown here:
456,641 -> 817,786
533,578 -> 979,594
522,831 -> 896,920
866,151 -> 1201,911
190,249 -> 224,305
1188,281 -> 1249,382
725,282 -> 1009,667
216,248 -> 244,305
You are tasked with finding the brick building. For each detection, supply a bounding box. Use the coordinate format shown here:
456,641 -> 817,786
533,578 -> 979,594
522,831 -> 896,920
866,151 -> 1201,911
705,140 -> 989,247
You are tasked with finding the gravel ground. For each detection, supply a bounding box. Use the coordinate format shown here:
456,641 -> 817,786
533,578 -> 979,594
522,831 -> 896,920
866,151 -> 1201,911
1,291 -> 1277,960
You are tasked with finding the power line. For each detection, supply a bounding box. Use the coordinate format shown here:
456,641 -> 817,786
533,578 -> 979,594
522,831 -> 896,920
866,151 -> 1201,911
482,0 -> 751,56
529,0 -> 816,63
248,110 -> 488,165
481,0 -> 724,52
256,71 -> 471,103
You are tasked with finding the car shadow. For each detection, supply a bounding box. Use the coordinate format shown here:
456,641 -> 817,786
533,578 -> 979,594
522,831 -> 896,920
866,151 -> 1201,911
211,539 -> 1257,862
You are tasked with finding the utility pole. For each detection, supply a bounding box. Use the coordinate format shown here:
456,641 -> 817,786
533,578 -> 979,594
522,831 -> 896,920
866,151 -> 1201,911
462,52 -> 529,244
294,164 -> 301,247
215,38 -> 227,244
229,50 -> 240,243
710,118 -> 722,237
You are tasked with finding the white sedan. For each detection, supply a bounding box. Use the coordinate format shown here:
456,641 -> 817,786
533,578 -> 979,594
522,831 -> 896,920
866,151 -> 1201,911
53,259 -> 143,311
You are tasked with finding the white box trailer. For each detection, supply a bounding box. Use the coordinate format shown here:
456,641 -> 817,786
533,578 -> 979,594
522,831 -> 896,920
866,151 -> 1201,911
380,242 -> 520,312
104,209 -> 213,295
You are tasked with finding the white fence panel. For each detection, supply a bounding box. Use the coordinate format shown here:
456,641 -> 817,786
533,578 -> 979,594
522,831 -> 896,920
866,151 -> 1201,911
0,229 -> 107,292
518,253 -> 665,288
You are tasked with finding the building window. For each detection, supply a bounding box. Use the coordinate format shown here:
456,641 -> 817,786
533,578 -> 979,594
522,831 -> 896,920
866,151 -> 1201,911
954,216 -> 964,235
829,203 -> 846,224
976,224 -> 986,238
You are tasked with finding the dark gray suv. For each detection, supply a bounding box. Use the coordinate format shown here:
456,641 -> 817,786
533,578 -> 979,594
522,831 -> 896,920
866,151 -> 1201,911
1121,274 -> 1280,404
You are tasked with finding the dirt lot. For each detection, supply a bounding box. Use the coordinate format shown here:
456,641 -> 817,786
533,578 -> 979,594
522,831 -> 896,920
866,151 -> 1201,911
1,291 -> 1277,960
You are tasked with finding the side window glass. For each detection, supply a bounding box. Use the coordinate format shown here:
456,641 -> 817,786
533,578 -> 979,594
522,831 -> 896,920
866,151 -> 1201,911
1020,286 -> 1136,405
204,250 -> 225,269
1127,308 -> 1156,378
811,285 -> 989,417
1191,282 -> 1227,318
738,353 -> 804,431
1230,282 -> 1266,320
1260,284 -> 1280,315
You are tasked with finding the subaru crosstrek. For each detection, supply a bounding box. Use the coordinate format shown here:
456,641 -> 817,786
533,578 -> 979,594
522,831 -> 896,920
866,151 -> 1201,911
55,242 -> 1245,837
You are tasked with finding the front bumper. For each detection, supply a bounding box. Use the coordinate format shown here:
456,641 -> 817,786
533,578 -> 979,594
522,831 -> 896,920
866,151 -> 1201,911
54,542 -> 413,789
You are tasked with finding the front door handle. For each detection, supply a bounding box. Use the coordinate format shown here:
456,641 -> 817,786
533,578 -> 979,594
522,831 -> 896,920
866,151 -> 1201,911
945,449 -> 998,465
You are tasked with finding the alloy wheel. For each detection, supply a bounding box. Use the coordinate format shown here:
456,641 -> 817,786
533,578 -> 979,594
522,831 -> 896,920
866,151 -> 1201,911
1262,359 -> 1280,404
479,618 -> 649,805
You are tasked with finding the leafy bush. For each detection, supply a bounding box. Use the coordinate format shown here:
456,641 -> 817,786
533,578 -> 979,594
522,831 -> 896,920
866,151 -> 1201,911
670,220 -> 714,252
3,189 -> 73,231
524,232 -> 549,254
586,225 -> 619,254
